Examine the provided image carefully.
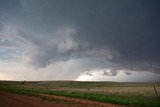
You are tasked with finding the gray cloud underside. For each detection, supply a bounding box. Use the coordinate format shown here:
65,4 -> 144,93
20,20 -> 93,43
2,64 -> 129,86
0,0 -> 160,76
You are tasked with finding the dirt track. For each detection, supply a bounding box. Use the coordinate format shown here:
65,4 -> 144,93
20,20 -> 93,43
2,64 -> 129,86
0,92 -> 126,107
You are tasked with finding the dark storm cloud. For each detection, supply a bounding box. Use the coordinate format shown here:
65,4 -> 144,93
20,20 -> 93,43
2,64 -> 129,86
125,72 -> 131,75
103,68 -> 119,77
1,0 -> 160,75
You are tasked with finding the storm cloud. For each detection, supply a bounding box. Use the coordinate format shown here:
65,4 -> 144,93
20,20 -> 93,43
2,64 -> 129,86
0,0 -> 160,81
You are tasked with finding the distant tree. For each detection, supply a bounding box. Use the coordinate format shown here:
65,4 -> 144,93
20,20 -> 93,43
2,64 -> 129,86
21,80 -> 27,85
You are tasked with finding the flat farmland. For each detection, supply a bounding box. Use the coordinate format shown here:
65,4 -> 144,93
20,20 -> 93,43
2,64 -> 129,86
0,81 -> 160,107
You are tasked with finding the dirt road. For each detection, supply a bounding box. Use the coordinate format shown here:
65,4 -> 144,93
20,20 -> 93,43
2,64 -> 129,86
0,92 -> 126,107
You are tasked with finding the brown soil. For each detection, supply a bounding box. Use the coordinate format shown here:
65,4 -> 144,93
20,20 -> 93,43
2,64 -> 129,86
41,93 -> 126,107
0,92 -> 126,107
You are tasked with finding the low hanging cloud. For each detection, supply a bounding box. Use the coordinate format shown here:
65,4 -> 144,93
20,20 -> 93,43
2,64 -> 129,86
125,72 -> 131,75
22,27 -> 88,68
103,69 -> 119,77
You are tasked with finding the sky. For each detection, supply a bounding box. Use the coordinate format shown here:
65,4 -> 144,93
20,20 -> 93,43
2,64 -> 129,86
0,0 -> 160,81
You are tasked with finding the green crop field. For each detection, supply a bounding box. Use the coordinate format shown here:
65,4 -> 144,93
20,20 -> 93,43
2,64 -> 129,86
0,81 -> 160,107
